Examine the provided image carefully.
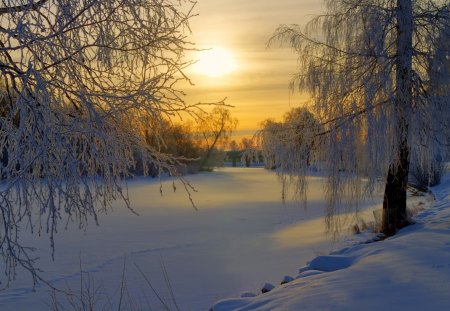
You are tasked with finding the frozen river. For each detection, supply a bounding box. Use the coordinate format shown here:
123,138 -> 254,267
0,167 -> 381,310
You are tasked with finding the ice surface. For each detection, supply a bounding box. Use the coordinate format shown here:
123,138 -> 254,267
0,168 -> 377,310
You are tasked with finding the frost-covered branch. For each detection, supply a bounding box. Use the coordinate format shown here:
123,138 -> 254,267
0,0 -> 200,287
268,0 -> 450,236
0,0 -> 48,15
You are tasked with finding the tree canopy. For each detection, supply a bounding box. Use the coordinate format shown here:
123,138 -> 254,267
0,0 -> 197,286
269,0 -> 450,236
259,107 -> 322,202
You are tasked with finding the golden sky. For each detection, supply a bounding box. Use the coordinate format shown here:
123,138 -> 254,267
182,0 -> 323,139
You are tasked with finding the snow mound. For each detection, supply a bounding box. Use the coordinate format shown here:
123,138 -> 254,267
210,299 -> 250,311
299,255 -> 355,273
260,283 -> 275,293
297,270 -> 324,278
280,275 -> 294,284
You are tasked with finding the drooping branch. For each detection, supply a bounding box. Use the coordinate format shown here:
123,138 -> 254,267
264,0 -> 450,237
0,0 -> 48,15
0,0 -> 204,288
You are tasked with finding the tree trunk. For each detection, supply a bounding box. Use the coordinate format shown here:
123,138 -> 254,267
382,0 -> 413,236
199,126 -> 224,171
382,139 -> 410,236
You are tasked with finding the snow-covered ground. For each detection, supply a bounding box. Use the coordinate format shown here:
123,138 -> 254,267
0,167 -> 381,310
212,174 -> 450,310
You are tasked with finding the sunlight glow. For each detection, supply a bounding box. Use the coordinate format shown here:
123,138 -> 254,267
194,47 -> 237,77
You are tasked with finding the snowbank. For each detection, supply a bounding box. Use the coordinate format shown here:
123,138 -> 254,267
211,176 -> 450,310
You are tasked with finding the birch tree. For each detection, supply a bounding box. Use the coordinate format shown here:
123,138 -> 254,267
269,0 -> 450,236
0,0 -> 197,287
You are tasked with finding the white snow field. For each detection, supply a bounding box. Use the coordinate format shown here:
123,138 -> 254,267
0,167 -> 381,310
212,174 -> 450,310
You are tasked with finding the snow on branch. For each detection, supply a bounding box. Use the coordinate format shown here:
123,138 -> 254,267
0,0 -> 200,288
267,0 -> 450,236
0,0 -> 48,15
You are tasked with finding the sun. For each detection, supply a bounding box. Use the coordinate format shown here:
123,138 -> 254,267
194,47 -> 237,77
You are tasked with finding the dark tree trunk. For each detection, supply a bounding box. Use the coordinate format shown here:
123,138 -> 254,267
199,125 -> 225,171
382,139 -> 410,236
245,156 -> 251,167
382,0 -> 413,236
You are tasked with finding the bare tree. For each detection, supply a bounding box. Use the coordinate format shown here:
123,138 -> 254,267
195,107 -> 237,171
0,0 -> 198,287
269,0 -> 450,236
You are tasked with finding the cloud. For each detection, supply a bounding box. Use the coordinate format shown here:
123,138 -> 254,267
182,0 -> 322,132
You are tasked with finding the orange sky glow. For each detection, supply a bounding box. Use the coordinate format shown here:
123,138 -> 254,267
181,0 -> 323,140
